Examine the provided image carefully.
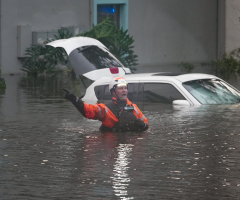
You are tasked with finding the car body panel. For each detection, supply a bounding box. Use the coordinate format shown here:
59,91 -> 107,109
81,74 -> 200,105
47,36 -> 105,55
81,73 -> 240,106
83,68 -> 128,81
47,37 -> 131,80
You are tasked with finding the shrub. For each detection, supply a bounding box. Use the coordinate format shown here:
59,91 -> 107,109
212,48 -> 240,80
21,29 -> 72,76
0,69 -> 6,90
179,62 -> 195,73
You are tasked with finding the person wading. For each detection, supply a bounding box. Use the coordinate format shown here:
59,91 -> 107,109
64,77 -> 148,132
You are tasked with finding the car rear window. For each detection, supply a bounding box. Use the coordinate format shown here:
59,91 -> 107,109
68,46 -> 123,76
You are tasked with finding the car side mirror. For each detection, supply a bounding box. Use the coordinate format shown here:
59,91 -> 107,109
172,100 -> 190,105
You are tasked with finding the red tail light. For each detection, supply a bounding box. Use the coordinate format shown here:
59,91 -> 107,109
109,67 -> 119,74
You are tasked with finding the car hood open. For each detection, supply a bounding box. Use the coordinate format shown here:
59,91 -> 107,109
47,37 -> 131,81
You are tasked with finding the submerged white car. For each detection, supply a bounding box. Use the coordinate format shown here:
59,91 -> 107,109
47,37 -> 240,106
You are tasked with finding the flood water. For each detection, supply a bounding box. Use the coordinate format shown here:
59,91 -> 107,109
1,74 -> 240,200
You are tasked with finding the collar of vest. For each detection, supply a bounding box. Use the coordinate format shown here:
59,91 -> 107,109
112,97 -> 132,106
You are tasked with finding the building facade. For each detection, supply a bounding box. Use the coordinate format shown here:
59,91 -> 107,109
0,0 -> 239,75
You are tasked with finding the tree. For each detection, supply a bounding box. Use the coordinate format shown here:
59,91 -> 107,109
79,17 -> 138,72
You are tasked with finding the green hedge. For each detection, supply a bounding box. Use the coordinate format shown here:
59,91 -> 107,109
212,48 -> 240,80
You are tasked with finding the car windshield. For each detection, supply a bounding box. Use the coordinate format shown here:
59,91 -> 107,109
182,79 -> 240,104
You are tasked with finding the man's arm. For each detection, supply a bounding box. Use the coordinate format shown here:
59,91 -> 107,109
64,89 -> 86,117
64,89 -> 106,121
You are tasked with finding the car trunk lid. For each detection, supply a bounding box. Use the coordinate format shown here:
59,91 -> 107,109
47,37 -> 131,81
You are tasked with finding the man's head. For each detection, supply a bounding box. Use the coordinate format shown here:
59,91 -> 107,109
109,77 -> 128,101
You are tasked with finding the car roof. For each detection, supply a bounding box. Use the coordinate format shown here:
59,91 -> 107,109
122,72 -> 219,83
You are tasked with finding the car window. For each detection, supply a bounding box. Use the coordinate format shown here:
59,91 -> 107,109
182,79 -> 240,104
103,85 -> 112,101
143,83 -> 186,104
127,83 -> 143,102
94,85 -> 115,102
94,85 -> 106,101
94,83 -> 141,103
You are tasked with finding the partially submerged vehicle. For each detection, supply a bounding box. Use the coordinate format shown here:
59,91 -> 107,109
47,37 -> 240,106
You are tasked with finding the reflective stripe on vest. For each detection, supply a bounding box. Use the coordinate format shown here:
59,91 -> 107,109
140,115 -> 146,121
105,106 -> 109,118
96,105 -> 102,120
96,104 -> 108,120
133,106 -> 139,115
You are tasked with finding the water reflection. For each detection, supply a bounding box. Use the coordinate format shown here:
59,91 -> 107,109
111,143 -> 134,199
1,74 -> 240,199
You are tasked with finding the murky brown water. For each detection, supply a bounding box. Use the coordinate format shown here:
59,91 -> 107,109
1,74 -> 240,200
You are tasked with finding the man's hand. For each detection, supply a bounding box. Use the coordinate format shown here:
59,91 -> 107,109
134,119 -> 147,129
63,89 -> 78,102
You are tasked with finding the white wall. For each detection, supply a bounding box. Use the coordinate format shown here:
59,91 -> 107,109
217,0 -> 226,59
0,0 -> 91,74
1,0 -> 240,75
128,0 -> 218,73
225,0 -> 240,54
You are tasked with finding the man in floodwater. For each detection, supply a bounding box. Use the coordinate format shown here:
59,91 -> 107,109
64,77 -> 148,132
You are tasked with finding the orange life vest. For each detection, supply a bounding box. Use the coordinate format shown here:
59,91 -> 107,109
83,97 -> 148,129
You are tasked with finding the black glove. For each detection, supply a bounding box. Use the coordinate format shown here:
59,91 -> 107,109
63,89 -> 78,103
63,89 -> 86,117
134,119 -> 147,129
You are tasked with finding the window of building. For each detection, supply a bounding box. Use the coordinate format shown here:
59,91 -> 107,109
94,0 -> 128,30
97,5 -> 121,27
